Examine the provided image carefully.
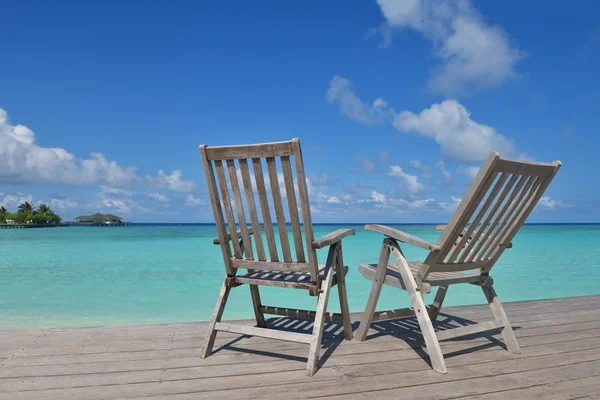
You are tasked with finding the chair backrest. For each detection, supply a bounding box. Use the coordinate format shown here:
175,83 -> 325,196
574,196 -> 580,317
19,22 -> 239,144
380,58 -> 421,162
199,138 -> 318,281
424,152 -> 561,275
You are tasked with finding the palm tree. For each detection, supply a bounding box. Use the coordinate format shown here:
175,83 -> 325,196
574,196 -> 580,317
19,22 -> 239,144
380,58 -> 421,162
0,206 -> 6,215
37,203 -> 52,215
18,201 -> 34,214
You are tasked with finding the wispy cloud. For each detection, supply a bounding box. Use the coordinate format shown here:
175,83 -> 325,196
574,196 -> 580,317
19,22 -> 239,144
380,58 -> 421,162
326,75 -> 394,123
374,0 -> 523,95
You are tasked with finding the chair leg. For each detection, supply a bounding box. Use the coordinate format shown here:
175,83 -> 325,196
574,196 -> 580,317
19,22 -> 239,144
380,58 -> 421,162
429,285 -> 449,322
200,280 -> 231,358
249,284 -> 266,328
335,243 -> 353,340
306,266 -> 335,376
483,285 -> 521,354
355,242 -> 391,341
389,244 -> 447,374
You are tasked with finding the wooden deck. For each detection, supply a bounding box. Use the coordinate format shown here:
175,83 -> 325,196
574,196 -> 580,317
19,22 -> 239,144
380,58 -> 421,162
1,295 -> 599,399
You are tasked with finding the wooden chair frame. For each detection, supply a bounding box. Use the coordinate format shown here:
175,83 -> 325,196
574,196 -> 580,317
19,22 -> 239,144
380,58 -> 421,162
199,138 -> 354,376
355,152 -> 562,373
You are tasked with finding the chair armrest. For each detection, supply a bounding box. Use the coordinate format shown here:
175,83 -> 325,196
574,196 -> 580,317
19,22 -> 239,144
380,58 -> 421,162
213,227 -> 259,245
365,224 -> 440,251
312,228 -> 355,249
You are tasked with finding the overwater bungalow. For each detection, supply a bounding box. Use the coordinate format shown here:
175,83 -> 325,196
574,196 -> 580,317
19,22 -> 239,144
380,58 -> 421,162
73,213 -> 129,226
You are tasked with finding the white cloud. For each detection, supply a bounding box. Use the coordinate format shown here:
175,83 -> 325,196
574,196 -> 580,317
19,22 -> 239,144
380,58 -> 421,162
100,199 -> 132,214
439,196 -> 462,212
186,194 -> 203,207
326,75 -> 393,123
394,100 -> 515,161
436,161 -> 452,183
327,196 -> 341,204
458,165 -> 480,178
388,165 -> 425,194
537,196 -> 572,210
0,193 -> 34,208
148,192 -> 169,203
49,198 -> 78,209
371,191 -> 387,203
341,194 -> 353,202
375,0 -> 523,95
0,108 -> 195,192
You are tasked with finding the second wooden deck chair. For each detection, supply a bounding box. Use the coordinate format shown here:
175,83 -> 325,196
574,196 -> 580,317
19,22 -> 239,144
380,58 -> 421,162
199,138 -> 354,376
355,152 -> 561,373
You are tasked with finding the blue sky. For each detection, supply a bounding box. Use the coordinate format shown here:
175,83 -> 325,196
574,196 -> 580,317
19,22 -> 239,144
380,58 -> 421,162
1,0 -> 599,223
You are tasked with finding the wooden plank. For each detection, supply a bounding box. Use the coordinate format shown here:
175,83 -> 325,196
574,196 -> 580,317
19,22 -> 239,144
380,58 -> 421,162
488,162 -> 561,269
199,146 -> 234,275
459,173 -> 519,263
447,172 -> 509,263
226,159 -> 253,259
355,241 -> 391,341
252,158 -> 278,262
238,159 -> 266,260
306,258 -> 335,375
230,259 -> 312,273
266,156 -> 292,262
435,320 -> 504,341
479,176 -> 538,262
214,160 -> 242,259
389,242 -> 447,373
466,173 -> 529,263
249,285 -> 265,328
204,141 -> 294,160
312,228 -> 355,249
213,322 -> 312,344
365,224 -> 439,251
335,242 -> 353,340
200,281 -> 231,358
280,155 -> 305,262
433,152 -> 499,263
291,138 -> 319,282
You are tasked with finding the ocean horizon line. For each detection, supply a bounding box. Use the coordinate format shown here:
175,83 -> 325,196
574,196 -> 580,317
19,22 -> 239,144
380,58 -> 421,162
121,222 -> 600,226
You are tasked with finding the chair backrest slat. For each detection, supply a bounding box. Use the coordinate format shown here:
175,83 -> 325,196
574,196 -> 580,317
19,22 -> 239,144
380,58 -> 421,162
425,152 -> 561,276
252,157 -> 279,261
476,175 -> 537,262
199,146 -> 234,275
487,164 -> 561,268
226,159 -> 253,259
466,174 -> 530,263
292,139 -> 318,282
458,173 -> 517,263
281,155 -> 306,262
239,159 -> 266,261
446,172 -> 507,263
481,176 -> 542,262
215,160 -> 243,259
200,139 -> 318,279
266,156 -> 293,262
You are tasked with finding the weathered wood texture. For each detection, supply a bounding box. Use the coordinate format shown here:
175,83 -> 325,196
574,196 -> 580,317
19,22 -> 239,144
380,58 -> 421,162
1,295 -> 599,399
198,138 -> 354,375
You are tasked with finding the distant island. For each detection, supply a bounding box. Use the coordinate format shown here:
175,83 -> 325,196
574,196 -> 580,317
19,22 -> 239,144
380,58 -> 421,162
0,202 -> 62,225
73,213 -> 129,226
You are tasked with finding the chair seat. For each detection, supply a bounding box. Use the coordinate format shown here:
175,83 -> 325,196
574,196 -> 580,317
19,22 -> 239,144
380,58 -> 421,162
358,261 -> 482,290
238,265 -> 346,286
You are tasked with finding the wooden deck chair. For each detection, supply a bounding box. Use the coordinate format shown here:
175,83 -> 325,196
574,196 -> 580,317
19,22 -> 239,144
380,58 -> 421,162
355,152 -> 561,373
199,138 -> 354,376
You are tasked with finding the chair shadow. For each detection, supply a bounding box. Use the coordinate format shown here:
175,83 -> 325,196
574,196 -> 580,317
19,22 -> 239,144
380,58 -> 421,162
365,311 -> 521,368
212,317 -> 360,367
212,313 -> 521,371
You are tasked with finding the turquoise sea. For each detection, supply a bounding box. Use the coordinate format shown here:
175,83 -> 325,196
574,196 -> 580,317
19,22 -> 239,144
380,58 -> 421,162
1,224 -> 599,330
